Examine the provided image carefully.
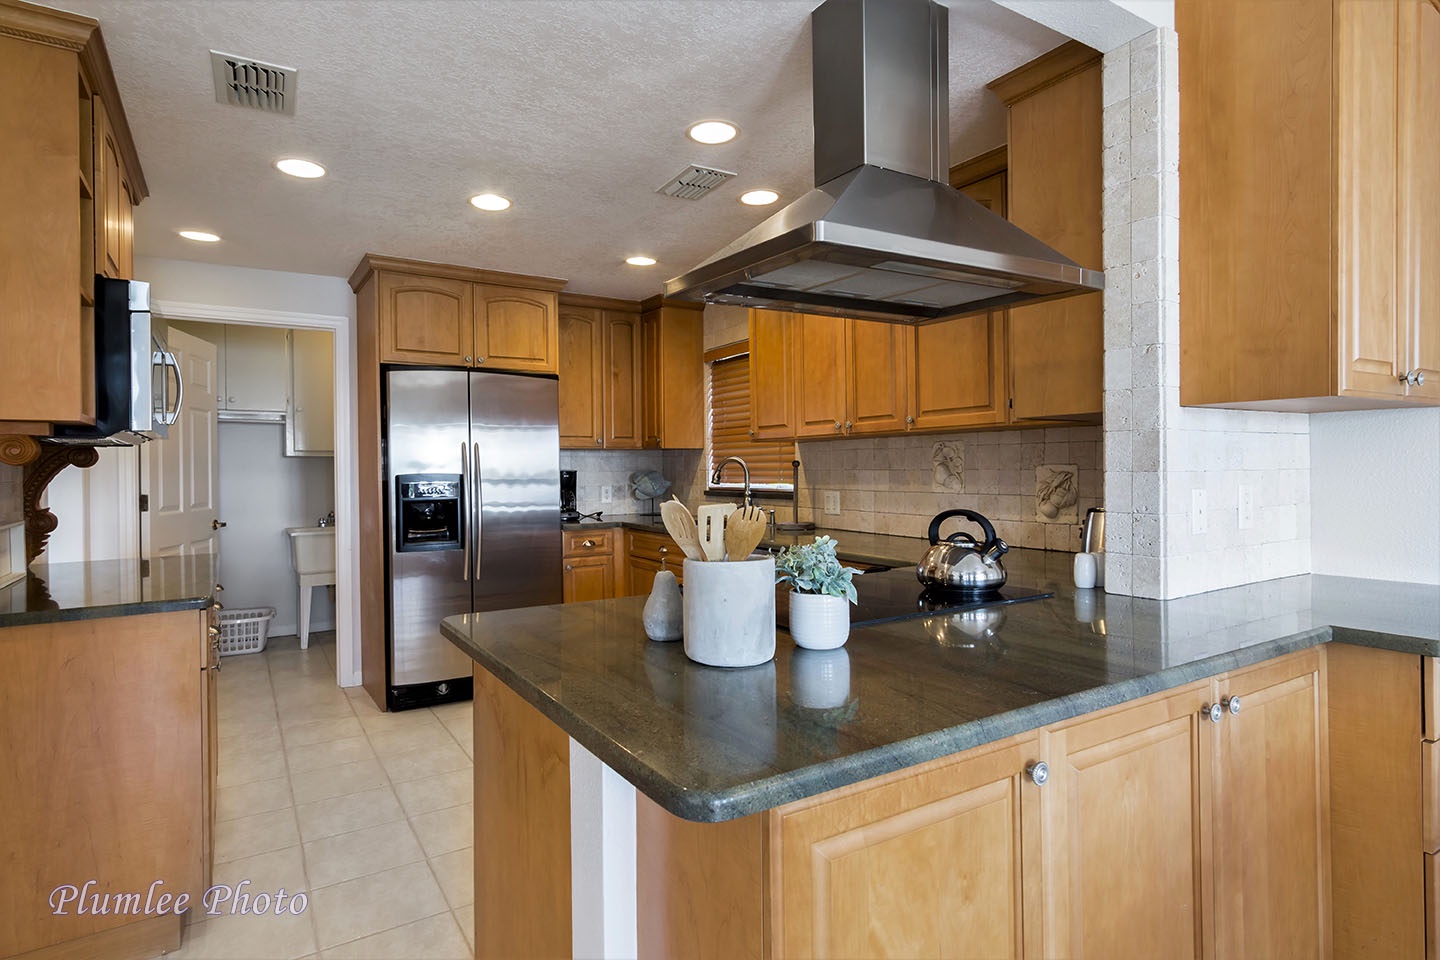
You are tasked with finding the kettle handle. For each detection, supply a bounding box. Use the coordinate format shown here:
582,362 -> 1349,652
928,509 -> 998,546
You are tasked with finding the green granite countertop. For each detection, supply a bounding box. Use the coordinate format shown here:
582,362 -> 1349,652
443,545 -> 1440,823
0,556 -> 217,627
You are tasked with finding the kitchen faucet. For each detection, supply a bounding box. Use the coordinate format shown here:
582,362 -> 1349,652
711,457 -> 752,508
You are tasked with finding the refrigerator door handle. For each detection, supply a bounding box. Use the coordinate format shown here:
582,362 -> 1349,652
473,440 -> 483,581
460,442 -> 470,582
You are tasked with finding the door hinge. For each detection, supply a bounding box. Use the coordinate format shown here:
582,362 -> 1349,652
140,558 -> 150,577
139,493 -> 149,513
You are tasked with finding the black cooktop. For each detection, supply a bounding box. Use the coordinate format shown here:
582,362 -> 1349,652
777,567 -> 1054,629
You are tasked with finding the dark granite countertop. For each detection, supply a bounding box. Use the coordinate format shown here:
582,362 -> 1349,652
0,556 -> 217,627
444,545 -> 1440,823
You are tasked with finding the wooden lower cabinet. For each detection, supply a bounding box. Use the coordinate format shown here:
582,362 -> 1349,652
623,529 -> 682,596
561,529 -> 617,603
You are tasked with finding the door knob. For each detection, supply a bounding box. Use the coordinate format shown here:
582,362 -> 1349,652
212,519 -> 227,531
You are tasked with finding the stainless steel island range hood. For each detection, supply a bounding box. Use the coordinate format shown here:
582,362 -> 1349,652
664,0 -> 1103,324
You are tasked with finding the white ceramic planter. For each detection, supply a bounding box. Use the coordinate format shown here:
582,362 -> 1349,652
681,558 -> 776,667
790,647 -> 851,709
788,591 -> 851,650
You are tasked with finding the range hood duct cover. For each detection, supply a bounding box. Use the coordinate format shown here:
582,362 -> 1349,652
664,0 -> 1103,324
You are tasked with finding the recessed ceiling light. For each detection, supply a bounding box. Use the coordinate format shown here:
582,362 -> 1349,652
275,157 -> 326,179
178,230 -> 221,243
687,120 -> 738,144
740,189 -> 780,206
625,256 -> 657,267
469,193 -> 511,211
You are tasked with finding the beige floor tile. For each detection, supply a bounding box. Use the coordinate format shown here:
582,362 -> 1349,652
210,845 -> 309,899
217,776 -> 293,822
290,758 -> 389,805
453,904 -> 475,951
446,723 -> 473,758
308,861 -> 448,950
218,672 -> 274,700
168,910 -> 317,960
377,742 -> 471,784
428,848 -> 473,910
214,807 -> 300,864
285,735 -> 375,774
295,785 -> 404,842
219,715 -> 282,746
322,911 -> 471,959
303,819 -> 425,890
356,704 -> 440,731
430,701 -> 472,729
277,697 -> 357,724
365,722 -> 460,758
217,745 -> 288,789
282,716 -> 364,748
392,770 -> 473,818
409,803 -> 472,859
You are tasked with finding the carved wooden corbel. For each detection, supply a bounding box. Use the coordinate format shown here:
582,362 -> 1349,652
20,445 -> 101,563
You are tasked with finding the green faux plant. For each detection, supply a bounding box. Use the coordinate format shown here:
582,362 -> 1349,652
774,536 -> 860,604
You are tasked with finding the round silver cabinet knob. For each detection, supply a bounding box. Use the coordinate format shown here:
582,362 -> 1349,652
464,356 -> 473,363
1026,761 -> 1050,787
1224,696 -> 1241,716
1412,370 -> 1427,386
1205,703 -> 1224,723
834,421 -> 843,431
595,437 -> 603,445
906,415 -> 915,425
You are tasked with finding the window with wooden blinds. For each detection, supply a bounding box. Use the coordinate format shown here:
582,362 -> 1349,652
708,352 -> 795,488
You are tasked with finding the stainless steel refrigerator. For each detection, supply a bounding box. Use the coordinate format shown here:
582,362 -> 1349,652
384,368 -> 561,709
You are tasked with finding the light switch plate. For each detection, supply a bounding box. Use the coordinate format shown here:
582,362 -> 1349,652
600,485 -> 613,504
822,491 -> 841,515
1191,489 -> 1208,535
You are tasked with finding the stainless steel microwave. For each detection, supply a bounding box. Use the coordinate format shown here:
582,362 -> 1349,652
52,277 -> 181,446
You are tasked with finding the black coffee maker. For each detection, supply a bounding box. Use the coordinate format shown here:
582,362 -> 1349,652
560,470 -> 580,522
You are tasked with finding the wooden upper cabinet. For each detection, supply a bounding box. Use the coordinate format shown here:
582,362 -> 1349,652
640,299 -> 704,449
906,312 -> 1008,431
1178,0 -> 1440,409
557,298 -> 641,449
476,284 -> 558,374
377,272 -> 473,365
0,5 -> 145,432
748,309 -> 796,440
352,256 -> 566,372
772,735 -> 1038,959
792,313 -> 849,438
846,320 -> 911,435
993,43 -> 1104,422
558,306 -> 603,448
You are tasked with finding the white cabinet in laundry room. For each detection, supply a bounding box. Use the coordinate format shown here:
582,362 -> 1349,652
219,324 -> 289,416
286,328 -> 334,456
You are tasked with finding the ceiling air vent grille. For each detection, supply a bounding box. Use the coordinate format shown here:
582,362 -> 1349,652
210,51 -> 298,116
656,164 -> 736,200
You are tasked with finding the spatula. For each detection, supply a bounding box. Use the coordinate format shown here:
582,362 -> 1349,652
695,504 -> 733,562
659,498 -> 704,561
724,505 -> 769,562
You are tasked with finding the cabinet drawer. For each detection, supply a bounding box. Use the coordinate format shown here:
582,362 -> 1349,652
626,529 -> 681,564
1426,657 -> 1440,742
562,529 -> 613,557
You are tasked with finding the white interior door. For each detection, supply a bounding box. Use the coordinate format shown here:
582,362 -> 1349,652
143,328 -> 220,559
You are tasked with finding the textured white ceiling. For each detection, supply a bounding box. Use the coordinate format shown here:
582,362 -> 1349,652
53,0 -> 1066,298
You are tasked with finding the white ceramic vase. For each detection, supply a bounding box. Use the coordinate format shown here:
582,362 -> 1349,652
788,591 -> 850,650
681,558 -> 776,667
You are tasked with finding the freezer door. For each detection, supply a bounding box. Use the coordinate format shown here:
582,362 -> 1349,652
469,372 -> 562,611
386,369 -> 478,688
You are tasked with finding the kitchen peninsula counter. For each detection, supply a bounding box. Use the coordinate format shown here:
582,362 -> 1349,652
441,552 -> 1440,822
0,554 -> 217,627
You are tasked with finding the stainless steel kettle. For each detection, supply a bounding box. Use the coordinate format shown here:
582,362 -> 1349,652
916,509 -> 1009,595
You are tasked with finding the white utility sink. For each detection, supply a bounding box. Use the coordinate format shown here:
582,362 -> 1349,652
286,526 -> 336,648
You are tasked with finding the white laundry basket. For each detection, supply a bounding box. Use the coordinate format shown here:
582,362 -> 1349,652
217,607 -> 276,656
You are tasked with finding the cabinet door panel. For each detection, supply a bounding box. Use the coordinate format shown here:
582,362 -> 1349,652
1046,688 -> 1210,959
908,313 -> 1007,430
773,738 -> 1034,959
749,309 -> 796,440
604,311 -> 643,448
287,329 -> 334,455
792,314 -> 848,437
1338,0 -> 1405,398
562,555 -> 613,603
223,325 -> 290,412
378,273 -> 472,365
1214,652 -> 1327,959
559,308 -> 603,448
1401,0 -> 1440,400
846,320 -> 911,435
476,286 -> 557,373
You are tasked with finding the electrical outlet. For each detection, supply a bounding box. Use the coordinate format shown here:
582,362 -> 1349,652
600,485 -> 613,504
1191,489 -> 1208,535
822,490 -> 841,516
1237,484 -> 1255,530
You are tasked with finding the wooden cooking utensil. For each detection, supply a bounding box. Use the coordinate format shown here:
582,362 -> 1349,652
659,498 -> 704,561
695,504 -> 733,562
724,506 -> 768,561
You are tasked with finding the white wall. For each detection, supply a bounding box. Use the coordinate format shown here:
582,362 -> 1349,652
1311,409 -> 1440,585
41,447 -> 139,563
217,422 -> 336,634
138,257 -> 353,318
